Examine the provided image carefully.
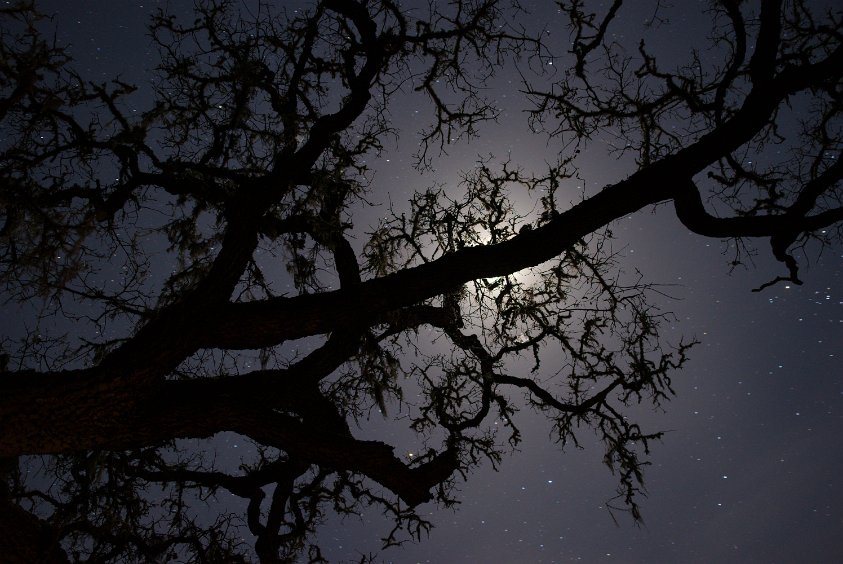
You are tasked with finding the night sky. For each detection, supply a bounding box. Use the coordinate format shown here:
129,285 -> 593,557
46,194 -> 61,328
22,1 -> 843,562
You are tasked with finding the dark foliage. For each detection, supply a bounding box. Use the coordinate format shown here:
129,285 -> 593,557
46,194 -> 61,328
1,0 -> 840,561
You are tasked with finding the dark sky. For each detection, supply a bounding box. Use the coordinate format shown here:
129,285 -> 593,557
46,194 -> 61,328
28,1 -> 843,562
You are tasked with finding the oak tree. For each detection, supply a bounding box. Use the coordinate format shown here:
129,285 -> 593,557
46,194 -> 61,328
1,0 -> 841,561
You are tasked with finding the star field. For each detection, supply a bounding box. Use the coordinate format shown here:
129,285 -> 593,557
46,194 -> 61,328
21,1 -> 843,561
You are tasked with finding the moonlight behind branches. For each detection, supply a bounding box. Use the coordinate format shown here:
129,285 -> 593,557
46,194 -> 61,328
1,0 -> 841,561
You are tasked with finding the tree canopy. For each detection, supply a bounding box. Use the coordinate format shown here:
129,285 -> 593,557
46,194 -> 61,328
1,0 -> 841,561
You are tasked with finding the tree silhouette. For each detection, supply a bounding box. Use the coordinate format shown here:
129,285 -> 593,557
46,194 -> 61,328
1,0 -> 841,561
